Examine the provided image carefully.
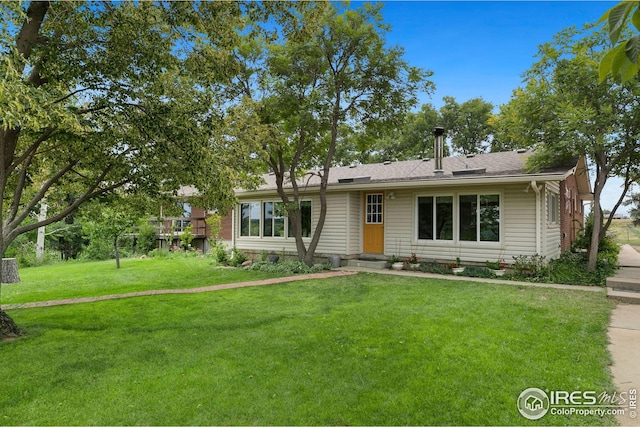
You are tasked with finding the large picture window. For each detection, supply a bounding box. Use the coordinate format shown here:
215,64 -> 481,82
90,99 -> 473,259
239,200 -> 312,238
240,202 -> 260,237
417,196 -> 453,240
459,194 -> 500,242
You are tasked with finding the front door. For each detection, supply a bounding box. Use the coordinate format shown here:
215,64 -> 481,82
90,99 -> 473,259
363,192 -> 384,254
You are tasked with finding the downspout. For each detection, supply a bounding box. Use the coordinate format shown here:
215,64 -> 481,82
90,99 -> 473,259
531,181 -> 541,255
231,208 -> 236,248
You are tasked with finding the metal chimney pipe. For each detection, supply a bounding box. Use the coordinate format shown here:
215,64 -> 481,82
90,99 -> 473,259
434,126 -> 444,173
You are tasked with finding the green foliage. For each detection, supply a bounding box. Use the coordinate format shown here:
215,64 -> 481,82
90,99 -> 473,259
440,96 -> 494,155
179,225 -> 195,250
512,254 -> 549,279
573,213 -> 621,265
5,235 -> 61,268
624,192 -> 640,226
1,266 -> 614,425
417,262 -> 454,275
458,265 -> 497,279
494,23 -> 640,270
136,223 -> 158,255
246,260 -> 328,274
205,213 -> 223,242
0,1 -> 263,262
212,241 -> 229,265
148,248 -> 171,258
548,252 -> 615,286
598,1 -> 640,83
228,247 -> 248,267
485,260 -> 501,270
232,2 -> 431,265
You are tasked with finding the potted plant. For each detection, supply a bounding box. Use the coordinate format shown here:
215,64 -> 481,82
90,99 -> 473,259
405,252 -> 420,270
389,255 -> 404,271
452,257 -> 464,274
486,259 -> 506,276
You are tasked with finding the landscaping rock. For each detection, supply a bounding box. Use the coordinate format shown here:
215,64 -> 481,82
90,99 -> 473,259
241,260 -> 253,267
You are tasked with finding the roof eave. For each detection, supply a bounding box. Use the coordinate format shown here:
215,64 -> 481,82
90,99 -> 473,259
236,171 -> 570,197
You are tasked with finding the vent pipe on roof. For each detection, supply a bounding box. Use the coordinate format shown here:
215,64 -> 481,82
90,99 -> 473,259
433,127 -> 445,174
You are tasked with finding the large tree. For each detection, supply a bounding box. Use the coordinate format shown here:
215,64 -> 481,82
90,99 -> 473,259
493,25 -> 640,271
0,1 -> 261,336
439,96 -> 494,155
231,2 -> 431,265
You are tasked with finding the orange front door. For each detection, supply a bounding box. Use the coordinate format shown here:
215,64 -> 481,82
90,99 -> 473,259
363,192 -> 384,254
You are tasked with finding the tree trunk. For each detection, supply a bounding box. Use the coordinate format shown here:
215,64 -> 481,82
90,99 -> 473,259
0,310 -> 22,339
114,236 -> 121,269
587,165 -> 608,272
1,258 -> 20,283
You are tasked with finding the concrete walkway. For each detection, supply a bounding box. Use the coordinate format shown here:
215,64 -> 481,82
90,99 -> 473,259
1,270 -> 357,310
608,244 -> 640,426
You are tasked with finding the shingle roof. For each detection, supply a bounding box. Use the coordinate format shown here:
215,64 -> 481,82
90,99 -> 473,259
244,149 -> 573,193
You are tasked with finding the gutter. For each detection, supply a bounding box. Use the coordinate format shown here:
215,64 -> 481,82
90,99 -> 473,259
531,180 -> 542,255
236,172 -> 570,197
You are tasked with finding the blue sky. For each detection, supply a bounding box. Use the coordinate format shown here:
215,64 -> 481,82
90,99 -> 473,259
377,1 -> 615,109
373,1 -> 630,213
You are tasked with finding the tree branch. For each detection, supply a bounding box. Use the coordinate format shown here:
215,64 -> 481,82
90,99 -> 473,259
6,160 -> 79,233
7,127 -> 55,176
10,177 -> 129,240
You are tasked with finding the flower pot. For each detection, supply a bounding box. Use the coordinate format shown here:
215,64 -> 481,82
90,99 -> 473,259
452,267 -> 465,274
493,269 -> 505,277
410,263 -> 420,270
391,262 -> 404,271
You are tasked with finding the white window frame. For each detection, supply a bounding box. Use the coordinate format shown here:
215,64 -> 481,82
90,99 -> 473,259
458,192 -> 502,244
547,191 -> 559,225
415,194 -> 454,242
238,199 -> 313,239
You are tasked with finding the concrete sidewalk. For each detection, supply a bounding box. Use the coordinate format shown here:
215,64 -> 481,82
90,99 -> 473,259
608,244 -> 640,426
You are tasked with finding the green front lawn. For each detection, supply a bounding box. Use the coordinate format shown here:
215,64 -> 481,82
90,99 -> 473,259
1,261 -> 615,425
1,257 -> 282,304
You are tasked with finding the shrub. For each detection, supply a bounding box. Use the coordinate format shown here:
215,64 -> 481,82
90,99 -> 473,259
548,252 -> 614,286
137,223 -> 158,254
212,241 -> 228,265
572,212 -> 620,266
149,248 -> 171,258
458,266 -> 496,279
246,260 -> 328,274
228,247 -> 248,267
512,254 -> 548,279
417,262 -> 453,275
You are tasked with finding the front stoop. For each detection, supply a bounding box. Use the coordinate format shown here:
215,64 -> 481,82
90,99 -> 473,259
607,271 -> 640,304
346,259 -> 389,270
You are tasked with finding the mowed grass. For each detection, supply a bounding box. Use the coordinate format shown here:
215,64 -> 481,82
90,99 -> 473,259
608,218 -> 640,248
1,257 -> 282,305
0,263 -> 615,426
